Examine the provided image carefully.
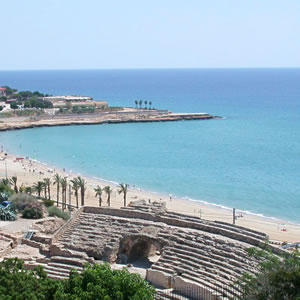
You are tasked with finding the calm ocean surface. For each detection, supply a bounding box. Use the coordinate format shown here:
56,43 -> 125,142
0,69 -> 300,222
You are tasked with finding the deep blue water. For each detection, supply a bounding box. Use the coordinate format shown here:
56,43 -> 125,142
0,69 -> 300,222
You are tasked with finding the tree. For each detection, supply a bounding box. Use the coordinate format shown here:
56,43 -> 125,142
94,185 -> 103,207
42,181 -> 47,199
57,263 -> 155,299
53,173 -> 61,207
77,176 -> 86,206
104,186 -> 112,207
71,177 -> 80,208
0,258 -> 154,299
139,100 -> 143,109
0,258 -> 62,300
0,179 -> 14,202
149,101 -> 152,109
9,176 -> 18,193
237,248 -> 300,299
118,183 -> 129,207
43,177 -> 51,200
32,181 -> 44,198
135,100 -> 138,109
3,86 -> 17,96
60,177 -> 68,210
10,102 -> 18,110
144,100 -> 148,109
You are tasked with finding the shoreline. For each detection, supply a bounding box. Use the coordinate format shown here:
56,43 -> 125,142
1,151 -> 300,243
0,111 -> 218,132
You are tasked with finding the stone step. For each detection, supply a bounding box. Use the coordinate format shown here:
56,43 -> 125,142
151,264 -> 174,275
155,289 -> 191,300
163,247 -> 243,279
45,268 -> 69,278
24,262 -> 48,270
48,261 -> 83,271
173,240 -> 251,269
181,272 -> 239,299
46,264 -> 77,275
50,256 -> 86,267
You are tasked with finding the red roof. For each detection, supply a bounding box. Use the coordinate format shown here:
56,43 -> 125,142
0,87 -> 6,91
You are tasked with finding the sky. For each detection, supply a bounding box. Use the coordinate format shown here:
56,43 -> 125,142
1,0 -> 300,70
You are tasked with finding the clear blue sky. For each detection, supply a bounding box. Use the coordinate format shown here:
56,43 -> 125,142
1,0 -> 300,70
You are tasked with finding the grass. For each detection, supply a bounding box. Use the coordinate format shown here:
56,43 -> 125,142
47,206 -> 70,220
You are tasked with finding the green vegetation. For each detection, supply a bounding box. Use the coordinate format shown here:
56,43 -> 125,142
0,258 -> 60,300
9,193 -> 43,219
59,263 -> 155,299
134,99 -> 153,110
53,173 -> 61,207
118,183 -> 129,207
72,105 -> 95,114
71,177 -> 80,208
22,202 -> 43,219
0,179 -> 14,201
94,185 -> 103,207
104,185 -> 112,207
24,98 -> 53,109
9,193 -> 35,211
0,258 -> 155,300
0,86 -> 52,111
47,206 -> 70,220
43,198 -> 55,207
237,248 -> 300,300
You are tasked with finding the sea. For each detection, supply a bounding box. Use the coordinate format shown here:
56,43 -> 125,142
0,69 -> 299,223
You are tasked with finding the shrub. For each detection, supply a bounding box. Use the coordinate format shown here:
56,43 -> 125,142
43,198 -> 55,207
22,202 -> 43,219
237,248 -> 300,299
48,206 -> 70,220
0,258 -> 154,299
56,263 -> 155,299
0,258 -> 61,299
9,193 -> 36,212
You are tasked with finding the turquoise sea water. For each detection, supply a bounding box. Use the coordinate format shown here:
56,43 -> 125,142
0,69 -> 300,222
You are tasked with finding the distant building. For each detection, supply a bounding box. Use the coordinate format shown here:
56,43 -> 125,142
0,87 -> 6,96
43,95 -> 93,102
43,95 -> 108,108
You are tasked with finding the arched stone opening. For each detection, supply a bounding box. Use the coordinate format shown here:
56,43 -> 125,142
118,235 -> 163,268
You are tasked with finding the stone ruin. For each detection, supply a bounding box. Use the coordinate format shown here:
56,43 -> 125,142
1,201 -> 285,299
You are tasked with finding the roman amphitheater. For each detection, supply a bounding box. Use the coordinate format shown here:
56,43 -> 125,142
0,201 -> 284,300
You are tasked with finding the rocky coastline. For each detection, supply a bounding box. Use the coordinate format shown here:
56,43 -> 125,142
0,111 -> 220,132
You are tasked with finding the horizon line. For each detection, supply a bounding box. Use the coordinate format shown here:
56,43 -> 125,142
1,66 -> 300,72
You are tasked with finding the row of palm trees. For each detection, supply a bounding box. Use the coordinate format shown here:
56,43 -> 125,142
134,100 -> 152,110
94,183 -> 129,207
3,174 -> 130,209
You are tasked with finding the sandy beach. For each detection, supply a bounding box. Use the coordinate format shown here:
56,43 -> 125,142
0,152 -> 299,243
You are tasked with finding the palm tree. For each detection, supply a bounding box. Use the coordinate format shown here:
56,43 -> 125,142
149,101 -> 152,110
134,100 -> 138,109
9,176 -> 18,193
104,186 -> 112,207
139,100 -> 143,109
118,183 -> 129,207
1,178 -> 10,186
144,100 -> 148,109
60,177 -> 68,210
71,177 -> 80,208
32,181 -> 43,198
77,176 -> 86,206
42,181 -> 47,199
25,186 -> 33,195
94,185 -> 103,207
43,178 -> 51,200
53,173 -> 61,207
